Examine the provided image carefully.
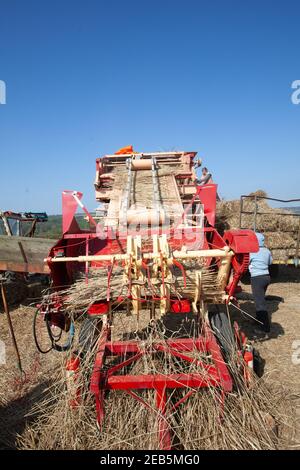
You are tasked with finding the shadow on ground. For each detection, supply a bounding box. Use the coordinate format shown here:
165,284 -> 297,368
242,266 -> 300,285
123,313 -> 200,340
229,297 -> 285,342
0,381 -> 50,449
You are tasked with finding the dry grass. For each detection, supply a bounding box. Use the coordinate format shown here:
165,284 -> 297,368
1,277 -> 298,450
13,255 -> 297,451
16,314 -> 295,450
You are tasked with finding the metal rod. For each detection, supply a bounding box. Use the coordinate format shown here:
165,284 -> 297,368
0,280 -> 23,374
239,196 -> 243,229
48,248 -> 233,263
295,218 -> 300,266
104,152 -> 186,158
72,193 -> 98,227
105,161 -> 185,167
241,210 -> 300,218
253,195 -> 257,231
240,195 -> 300,204
171,249 -> 232,259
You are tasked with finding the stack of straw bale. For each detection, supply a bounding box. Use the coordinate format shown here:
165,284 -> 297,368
216,190 -> 299,261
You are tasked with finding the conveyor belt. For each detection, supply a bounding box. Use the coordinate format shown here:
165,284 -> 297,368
105,161 -> 184,228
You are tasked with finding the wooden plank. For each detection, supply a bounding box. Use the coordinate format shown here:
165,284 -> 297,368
0,260 -> 50,274
0,235 -> 54,273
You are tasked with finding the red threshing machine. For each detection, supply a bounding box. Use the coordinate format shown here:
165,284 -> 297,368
39,149 -> 259,449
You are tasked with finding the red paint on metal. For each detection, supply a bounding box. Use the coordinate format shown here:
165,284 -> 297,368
170,299 -> 191,313
89,322 -> 233,449
196,184 -> 218,226
224,229 -> 259,254
88,302 -> 109,316
62,191 -> 83,234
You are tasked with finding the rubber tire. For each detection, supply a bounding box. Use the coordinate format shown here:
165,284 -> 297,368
208,310 -> 235,362
79,316 -> 101,353
269,264 -> 279,280
253,348 -> 265,377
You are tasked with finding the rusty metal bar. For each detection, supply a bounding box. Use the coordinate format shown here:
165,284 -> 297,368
295,218 -> 300,266
0,280 -> 23,374
253,195 -> 258,231
240,195 -> 300,204
239,195 -> 243,229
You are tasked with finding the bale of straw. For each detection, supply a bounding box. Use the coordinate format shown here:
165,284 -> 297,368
264,233 -> 296,250
216,190 -> 300,256
278,215 -> 300,232
255,214 -> 279,232
248,190 -> 268,198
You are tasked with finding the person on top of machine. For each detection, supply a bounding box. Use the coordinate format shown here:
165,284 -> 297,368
199,167 -> 213,185
192,159 -> 213,185
249,232 -> 273,335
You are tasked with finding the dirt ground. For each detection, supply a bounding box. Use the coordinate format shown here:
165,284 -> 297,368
0,267 -> 299,450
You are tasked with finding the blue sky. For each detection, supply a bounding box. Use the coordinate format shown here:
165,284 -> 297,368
0,0 -> 299,214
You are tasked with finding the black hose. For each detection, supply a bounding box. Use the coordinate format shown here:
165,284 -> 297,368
32,306 -> 53,354
33,304 -> 75,354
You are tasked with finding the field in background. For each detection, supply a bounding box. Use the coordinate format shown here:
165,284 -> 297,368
34,215 -> 62,239
35,214 -> 90,239
35,206 -> 300,240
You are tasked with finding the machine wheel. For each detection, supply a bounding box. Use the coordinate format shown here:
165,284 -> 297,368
253,348 -> 265,377
209,311 -> 265,379
78,316 -> 101,353
208,310 -> 235,362
269,264 -> 279,280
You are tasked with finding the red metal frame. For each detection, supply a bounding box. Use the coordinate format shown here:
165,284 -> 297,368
42,152 -> 260,450
223,230 -> 258,300
90,322 -> 233,450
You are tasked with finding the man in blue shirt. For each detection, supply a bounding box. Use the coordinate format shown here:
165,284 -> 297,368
249,232 -> 273,334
